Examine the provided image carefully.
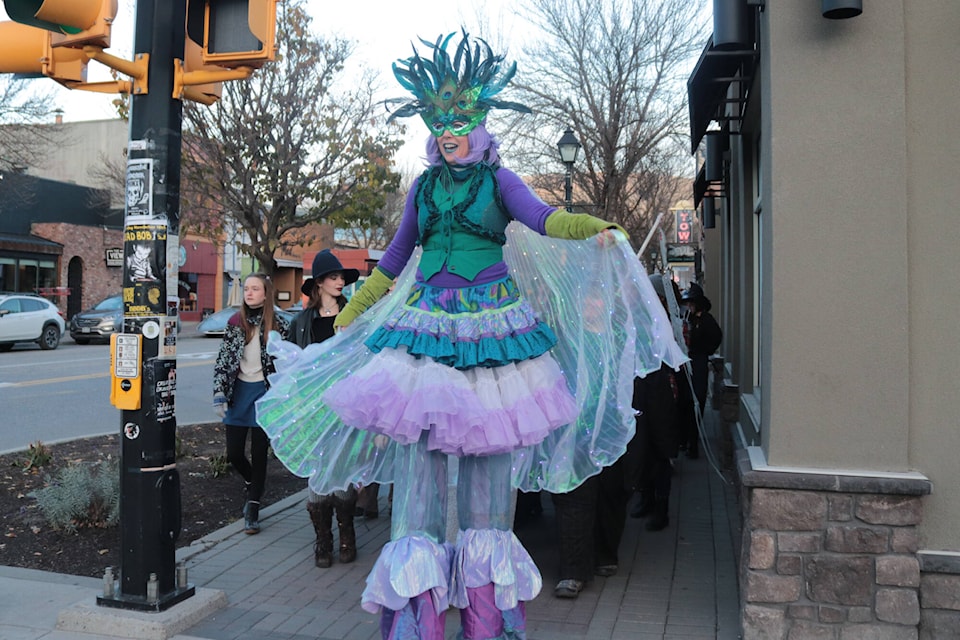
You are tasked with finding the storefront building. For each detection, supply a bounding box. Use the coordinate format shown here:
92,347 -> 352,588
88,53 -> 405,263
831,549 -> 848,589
0,172 -> 121,317
690,2 -> 959,636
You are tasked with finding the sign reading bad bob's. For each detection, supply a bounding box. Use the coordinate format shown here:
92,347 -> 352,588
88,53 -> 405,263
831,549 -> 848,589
123,221 -> 166,316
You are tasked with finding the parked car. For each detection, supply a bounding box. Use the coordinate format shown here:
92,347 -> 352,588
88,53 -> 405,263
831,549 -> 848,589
69,295 -> 123,344
196,306 -> 295,337
0,293 -> 66,351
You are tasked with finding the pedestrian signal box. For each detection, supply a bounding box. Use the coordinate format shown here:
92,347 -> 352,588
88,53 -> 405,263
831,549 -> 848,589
110,333 -> 142,410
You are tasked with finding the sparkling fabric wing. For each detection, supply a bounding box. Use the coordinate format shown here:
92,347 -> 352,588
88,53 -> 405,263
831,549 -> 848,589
504,224 -> 688,492
256,252 -> 424,494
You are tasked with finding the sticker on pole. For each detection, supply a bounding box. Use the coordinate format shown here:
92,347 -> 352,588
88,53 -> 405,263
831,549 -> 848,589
125,159 -> 153,218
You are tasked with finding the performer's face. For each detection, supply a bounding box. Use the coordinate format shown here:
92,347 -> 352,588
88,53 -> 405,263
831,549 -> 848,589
438,130 -> 470,164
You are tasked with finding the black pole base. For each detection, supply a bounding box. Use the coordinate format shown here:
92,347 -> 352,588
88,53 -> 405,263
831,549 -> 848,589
96,585 -> 195,612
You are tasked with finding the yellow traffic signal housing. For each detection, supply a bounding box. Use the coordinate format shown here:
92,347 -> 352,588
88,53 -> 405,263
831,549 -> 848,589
186,0 -> 278,69
0,21 -> 87,85
178,37 -> 224,105
2,0 -> 117,49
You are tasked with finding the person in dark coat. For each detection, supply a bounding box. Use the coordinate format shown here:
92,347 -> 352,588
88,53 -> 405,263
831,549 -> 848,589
628,274 -> 681,530
287,250 -> 362,568
679,282 -> 722,459
213,272 -> 290,534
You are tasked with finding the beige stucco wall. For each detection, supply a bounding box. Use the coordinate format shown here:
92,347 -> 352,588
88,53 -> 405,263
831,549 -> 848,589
900,3 -> 960,551
748,1 -> 960,550
762,3 -> 910,470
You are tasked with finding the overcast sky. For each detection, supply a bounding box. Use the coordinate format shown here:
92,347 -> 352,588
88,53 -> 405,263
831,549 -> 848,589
2,1 -> 513,120
2,0 -> 517,167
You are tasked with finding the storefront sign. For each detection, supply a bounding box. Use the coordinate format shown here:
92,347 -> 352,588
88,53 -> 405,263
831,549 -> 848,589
105,248 -> 124,267
666,243 -> 697,263
675,209 -> 695,244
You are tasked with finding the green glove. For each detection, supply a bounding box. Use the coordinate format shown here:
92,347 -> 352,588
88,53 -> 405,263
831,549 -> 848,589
544,209 -> 627,240
334,267 -> 395,330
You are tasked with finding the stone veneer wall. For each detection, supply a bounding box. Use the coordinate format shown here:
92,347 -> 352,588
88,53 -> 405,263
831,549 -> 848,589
736,449 -> 934,639
917,553 -> 960,639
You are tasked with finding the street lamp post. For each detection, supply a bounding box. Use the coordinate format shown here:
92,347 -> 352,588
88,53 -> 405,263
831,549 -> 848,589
556,128 -> 581,211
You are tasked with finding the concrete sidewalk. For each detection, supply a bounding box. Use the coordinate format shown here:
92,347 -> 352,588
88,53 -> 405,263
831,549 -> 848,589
0,414 -> 742,640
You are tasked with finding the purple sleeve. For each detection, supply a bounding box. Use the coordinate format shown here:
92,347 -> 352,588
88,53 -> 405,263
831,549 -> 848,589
376,178 -> 421,278
496,168 -> 556,235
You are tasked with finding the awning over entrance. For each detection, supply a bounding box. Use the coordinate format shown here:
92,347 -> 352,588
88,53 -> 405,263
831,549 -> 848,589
687,37 -> 757,153
0,233 -> 63,255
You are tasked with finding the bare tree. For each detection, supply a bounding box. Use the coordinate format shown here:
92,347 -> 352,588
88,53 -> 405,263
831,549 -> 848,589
509,0 -> 707,241
0,77 -> 62,174
180,0 -> 403,275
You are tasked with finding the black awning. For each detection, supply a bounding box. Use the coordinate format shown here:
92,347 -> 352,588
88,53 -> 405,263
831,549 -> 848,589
687,38 -> 757,154
0,233 -> 63,254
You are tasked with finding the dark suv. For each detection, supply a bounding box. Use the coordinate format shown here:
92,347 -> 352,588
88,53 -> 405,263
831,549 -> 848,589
70,295 -> 123,344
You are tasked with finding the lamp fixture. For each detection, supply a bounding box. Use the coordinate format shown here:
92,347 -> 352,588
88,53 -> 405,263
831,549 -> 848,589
822,0 -> 862,19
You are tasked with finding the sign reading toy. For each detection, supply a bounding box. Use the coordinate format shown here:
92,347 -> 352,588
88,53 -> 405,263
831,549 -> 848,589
675,209 -> 695,244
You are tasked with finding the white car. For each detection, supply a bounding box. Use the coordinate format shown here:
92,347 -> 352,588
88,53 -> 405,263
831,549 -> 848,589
0,293 -> 66,351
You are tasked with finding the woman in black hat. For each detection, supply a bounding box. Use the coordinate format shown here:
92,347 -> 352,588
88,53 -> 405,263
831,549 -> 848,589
679,283 -> 722,458
287,250 -> 362,568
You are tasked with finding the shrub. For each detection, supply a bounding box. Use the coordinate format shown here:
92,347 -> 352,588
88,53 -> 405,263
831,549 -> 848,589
209,454 -> 231,478
22,441 -> 52,471
31,460 -> 121,533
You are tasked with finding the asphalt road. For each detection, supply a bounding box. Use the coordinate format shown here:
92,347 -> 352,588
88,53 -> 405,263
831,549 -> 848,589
0,324 -> 220,454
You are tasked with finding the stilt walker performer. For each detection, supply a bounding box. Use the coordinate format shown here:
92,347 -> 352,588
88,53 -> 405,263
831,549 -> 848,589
257,31 -> 687,640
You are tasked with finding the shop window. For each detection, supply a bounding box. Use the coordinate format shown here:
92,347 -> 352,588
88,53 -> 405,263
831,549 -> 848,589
0,258 -> 14,292
18,259 -> 38,293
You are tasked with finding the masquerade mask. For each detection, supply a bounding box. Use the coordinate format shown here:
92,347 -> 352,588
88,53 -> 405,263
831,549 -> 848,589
386,30 -> 531,136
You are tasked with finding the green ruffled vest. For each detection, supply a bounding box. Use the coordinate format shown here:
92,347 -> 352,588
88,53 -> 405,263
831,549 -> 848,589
416,164 -> 511,281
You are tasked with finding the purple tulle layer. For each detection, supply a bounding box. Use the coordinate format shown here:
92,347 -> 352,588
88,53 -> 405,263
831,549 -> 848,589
323,347 -> 578,456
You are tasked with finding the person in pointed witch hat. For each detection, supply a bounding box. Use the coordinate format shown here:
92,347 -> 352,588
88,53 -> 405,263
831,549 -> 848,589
286,250 -> 361,568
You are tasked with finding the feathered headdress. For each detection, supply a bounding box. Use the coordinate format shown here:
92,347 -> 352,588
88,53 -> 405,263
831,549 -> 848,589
386,30 -> 531,136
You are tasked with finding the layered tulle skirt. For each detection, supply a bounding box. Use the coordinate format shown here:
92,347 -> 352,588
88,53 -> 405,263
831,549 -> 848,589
322,276 -> 579,456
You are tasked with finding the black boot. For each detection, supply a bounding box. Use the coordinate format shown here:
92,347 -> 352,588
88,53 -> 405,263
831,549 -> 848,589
629,491 -> 654,519
336,507 -> 357,564
243,500 -> 261,534
645,498 -> 669,531
335,490 -> 357,564
307,501 -> 333,568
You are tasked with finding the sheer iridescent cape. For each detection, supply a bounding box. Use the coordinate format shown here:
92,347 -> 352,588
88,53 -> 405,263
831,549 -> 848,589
257,225 -> 687,495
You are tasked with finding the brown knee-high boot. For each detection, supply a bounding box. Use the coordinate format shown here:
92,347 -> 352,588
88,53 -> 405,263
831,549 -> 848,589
335,490 -> 357,564
306,501 -> 333,568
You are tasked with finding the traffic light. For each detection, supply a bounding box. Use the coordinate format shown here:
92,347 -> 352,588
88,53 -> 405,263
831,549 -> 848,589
177,37 -> 224,105
2,0 -> 117,49
186,0 -> 278,69
0,21 -> 87,85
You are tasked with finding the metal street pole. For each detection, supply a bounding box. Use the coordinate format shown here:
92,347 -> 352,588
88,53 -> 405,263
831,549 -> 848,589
564,165 -> 573,211
98,0 -> 193,612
